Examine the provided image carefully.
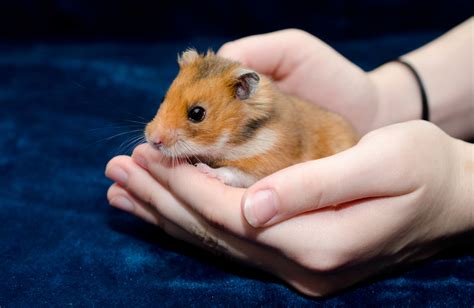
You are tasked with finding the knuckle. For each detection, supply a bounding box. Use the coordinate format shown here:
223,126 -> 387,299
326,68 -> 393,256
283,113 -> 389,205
144,188 -> 160,210
362,120 -> 442,147
271,163 -> 323,213
300,168 -> 323,208
163,177 -> 171,191
415,120 -> 446,142
202,208 -> 226,231
284,29 -> 317,45
131,143 -> 147,158
359,127 -> 386,144
219,42 -> 234,52
160,168 -> 175,191
284,28 -> 309,38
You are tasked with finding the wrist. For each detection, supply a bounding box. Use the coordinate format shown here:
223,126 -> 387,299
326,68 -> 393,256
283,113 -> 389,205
402,19 -> 474,139
368,62 -> 422,130
439,137 -> 474,239
427,135 -> 474,247
453,139 -> 474,232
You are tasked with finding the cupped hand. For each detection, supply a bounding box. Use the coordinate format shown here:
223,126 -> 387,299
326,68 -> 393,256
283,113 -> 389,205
242,121 -> 473,229
218,29 -> 381,135
105,121 -> 473,296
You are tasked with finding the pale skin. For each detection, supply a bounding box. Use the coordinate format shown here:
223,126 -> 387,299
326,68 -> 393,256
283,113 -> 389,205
105,19 -> 474,296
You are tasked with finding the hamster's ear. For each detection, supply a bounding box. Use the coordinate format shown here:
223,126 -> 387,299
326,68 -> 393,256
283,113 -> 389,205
178,49 -> 200,67
235,69 -> 260,100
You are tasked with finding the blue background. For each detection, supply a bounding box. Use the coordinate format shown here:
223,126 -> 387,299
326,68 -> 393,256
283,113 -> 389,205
0,0 -> 472,41
0,1 -> 473,306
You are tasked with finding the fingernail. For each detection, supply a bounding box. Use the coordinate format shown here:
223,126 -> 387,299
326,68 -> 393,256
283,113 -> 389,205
108,167 -> 128,186
134,155 -> 147,169
244,190 -> 277,227
110,196 -> 134,212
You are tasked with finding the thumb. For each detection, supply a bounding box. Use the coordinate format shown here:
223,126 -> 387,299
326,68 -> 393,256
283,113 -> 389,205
241,139 -> 408,228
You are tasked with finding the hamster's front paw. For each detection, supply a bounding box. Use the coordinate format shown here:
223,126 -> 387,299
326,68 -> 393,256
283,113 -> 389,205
195,163 -> 257,188
195,163 -> 220,179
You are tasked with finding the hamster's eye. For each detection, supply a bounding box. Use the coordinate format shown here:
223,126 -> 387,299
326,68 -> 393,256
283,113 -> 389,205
188,106 -> 206,123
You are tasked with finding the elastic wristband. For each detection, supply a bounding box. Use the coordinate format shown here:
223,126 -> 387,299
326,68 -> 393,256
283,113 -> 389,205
393,59 -> 430,121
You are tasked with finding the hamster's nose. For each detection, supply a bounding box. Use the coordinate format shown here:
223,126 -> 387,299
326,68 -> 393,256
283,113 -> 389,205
151,140 -> 163,150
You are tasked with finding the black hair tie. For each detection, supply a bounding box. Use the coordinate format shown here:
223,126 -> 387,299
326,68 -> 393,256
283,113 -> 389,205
393,59 -> 430,121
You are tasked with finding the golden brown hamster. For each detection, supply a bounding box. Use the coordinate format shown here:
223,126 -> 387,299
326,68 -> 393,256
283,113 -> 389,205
145,49 -> 358,187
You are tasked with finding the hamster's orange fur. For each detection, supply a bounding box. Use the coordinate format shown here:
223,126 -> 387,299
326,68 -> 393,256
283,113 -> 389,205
145,50 -> 358,187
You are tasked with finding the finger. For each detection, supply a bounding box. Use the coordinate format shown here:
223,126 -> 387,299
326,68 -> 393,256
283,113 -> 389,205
106,155 -> 191,226
107,166 -> 323,293
107,182 -> 208,248
106,165 -> 323,293
241,135 -> 416,227
106,155 -> 245,253
217,29 -> 314,81
107,182 -> 161,225
131,144 -> 258,238
106,156 -> 417,297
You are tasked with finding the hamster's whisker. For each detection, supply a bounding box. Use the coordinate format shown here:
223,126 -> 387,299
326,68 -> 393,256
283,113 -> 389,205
124,119 -> 149,125
175,149 -> 186,166
161,140 -> 204,168
101,130 -> 144,141
181,146 -> 194,165
179,147 -> 191,165
158,152 -> 167,165
182,141 -> 204,165
113,135 -> 143,156
185,141 -> 205,163
177,140 -> 196,163
84,129 -> 144,151
172,143 -> 188,166
117,134 -> 146,155
177,140 -> 193,160
121,111 -> 148,122
88,123 -> 144,132
175,148 -> 183,166
170,146 -> 177,168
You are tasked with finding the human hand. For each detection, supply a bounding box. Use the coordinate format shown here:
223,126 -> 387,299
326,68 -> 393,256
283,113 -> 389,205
105,120 -> 473,296
241,120 -> 473,229
219,26 -> 474,139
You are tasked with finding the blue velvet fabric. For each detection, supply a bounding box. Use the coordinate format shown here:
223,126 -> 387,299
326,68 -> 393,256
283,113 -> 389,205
0,35 -> 473,305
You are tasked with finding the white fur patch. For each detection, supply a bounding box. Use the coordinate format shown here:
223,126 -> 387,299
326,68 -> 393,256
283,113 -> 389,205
222,128 -> 278,161
196,163 -> 257,188
168,132 -> 230,159
167,128 -> 277,162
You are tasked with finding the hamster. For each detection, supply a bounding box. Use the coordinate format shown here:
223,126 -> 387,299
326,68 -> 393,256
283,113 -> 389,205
145,49 -> 358,188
